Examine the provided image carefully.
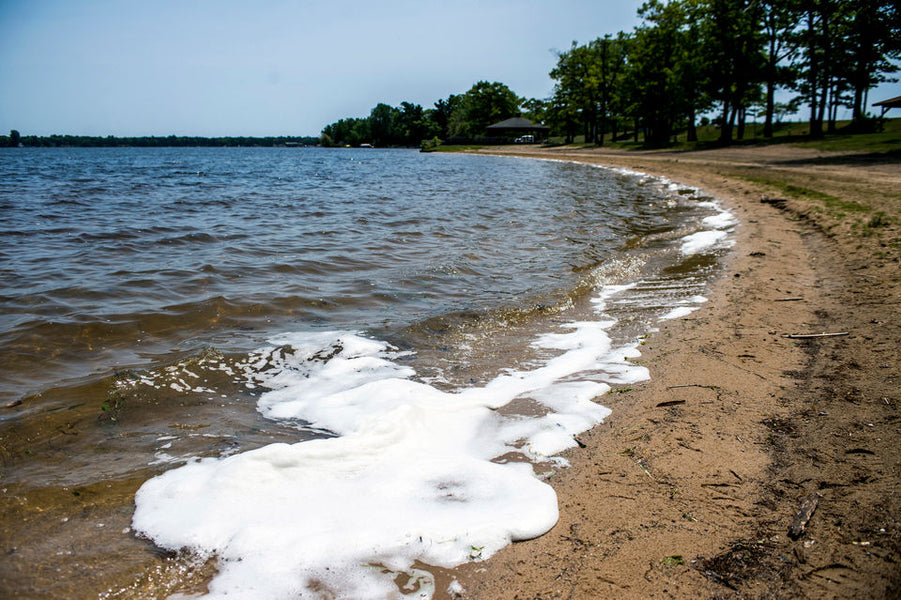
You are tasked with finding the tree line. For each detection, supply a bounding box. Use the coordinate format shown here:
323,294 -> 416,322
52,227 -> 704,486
546,0 -> 900,145
319,81 -> 525,147
2,132 -> 320,148
322,0 -> 900,147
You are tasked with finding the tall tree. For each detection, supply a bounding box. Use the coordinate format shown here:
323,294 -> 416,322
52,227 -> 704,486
550,42 -> 600,143
594,34 -> 629,145
671,1 -> 709,142
448,81 -> 521,138
699,0 -> 766,143
760,0 -> 802,137
369,103 -> 399,146
795,0 -> 841,138
397,101 -> 435,145
845,0 -> 901,125
429,95 -> 461,140
520,97 -> 549,126
627,0 -> 689,144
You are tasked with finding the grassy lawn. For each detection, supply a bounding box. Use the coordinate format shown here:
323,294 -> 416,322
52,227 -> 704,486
541,118 -> 901,155
420,144 -> 486,153
792,120 -> 901,154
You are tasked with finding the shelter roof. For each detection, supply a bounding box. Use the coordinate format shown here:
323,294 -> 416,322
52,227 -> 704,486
874,95 -> 901,108
486,117 -> 550,131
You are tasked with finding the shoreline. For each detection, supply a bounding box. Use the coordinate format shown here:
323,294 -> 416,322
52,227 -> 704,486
448,144 -> 901,598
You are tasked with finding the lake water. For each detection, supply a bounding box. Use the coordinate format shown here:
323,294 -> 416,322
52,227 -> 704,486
0,147 -> 735,598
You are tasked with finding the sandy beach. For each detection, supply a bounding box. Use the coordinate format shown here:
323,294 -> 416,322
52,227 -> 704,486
448,143 -> 901,599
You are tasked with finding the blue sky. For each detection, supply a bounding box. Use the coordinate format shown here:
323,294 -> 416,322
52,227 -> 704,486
0,0 -> 644,136
1,1 -> 898,137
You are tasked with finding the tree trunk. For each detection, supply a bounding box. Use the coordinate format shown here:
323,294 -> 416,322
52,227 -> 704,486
809,100 -> 822,137
850,0 -> 876,124
852,85 -> 865,122
763,15 -> 778,138
816,8 -> 830,135
764,72 -> 776,137
827,82 -> 838,133
687,107 -> 698,142
806,6 -> 823,139
816,82 -> 828,133
720,99 -> 732,144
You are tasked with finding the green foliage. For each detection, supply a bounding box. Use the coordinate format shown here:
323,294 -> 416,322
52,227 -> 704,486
448,81 -> 521,138
430,94 -> 463,139
520,97 -> 549,127
549,36 -> 629,144
320,116 -> 371,147
419,137 -> 442,152
662,555 -> 685,567
321,100 -> 444,147
544,0 -> 900,148
321,81 -> 530,147
323,0 -> 899,150
420,144 -> 485,153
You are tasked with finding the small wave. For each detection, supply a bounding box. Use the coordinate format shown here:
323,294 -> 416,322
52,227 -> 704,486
48,196 -> 90,207
154,232 -> 222,246
73,229 -> 143,243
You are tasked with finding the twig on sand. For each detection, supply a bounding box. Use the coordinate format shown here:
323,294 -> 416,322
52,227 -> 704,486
782,332 -> 849,339
636,460 -> 655,481
774,297 -> 804,302
656,399 -> 687,407
667,384 -> 719,390
789,493 -> 821,539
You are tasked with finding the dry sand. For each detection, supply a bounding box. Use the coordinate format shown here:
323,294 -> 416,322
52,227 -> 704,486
445,144 -> 901,599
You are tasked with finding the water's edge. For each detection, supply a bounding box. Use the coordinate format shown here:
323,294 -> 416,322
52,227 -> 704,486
0,152 -> 736,599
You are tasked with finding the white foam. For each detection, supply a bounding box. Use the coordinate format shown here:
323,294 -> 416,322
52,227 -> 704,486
680,229 -> 731,255
680,197 -> 737,255
133,286 -> 648,599
702,212 -> 738,229
131,159 -> 737,598
661,306 -> 696,320
660,295 -> 708,321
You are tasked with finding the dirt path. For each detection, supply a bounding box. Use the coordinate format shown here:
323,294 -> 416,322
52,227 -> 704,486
446,144 -> 901,599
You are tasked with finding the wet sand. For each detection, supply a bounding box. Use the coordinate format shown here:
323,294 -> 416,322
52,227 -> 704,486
449,144 -> 901,598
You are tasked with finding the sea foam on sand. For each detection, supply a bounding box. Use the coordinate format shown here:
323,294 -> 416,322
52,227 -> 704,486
681,204 -> 737,255
132,179 -> 738,599
132,286 -> 648,599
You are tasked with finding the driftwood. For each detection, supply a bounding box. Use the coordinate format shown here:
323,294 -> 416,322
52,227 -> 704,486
666,384 -> 719,390
774,297 -> 804,302
789,493 -> 821,539
782,332 -> 849,339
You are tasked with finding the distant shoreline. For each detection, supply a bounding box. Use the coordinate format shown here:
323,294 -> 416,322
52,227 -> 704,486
1,134 -> 320,148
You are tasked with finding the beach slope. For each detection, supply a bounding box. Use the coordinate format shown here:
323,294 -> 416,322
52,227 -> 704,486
450,144 -> 901,599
